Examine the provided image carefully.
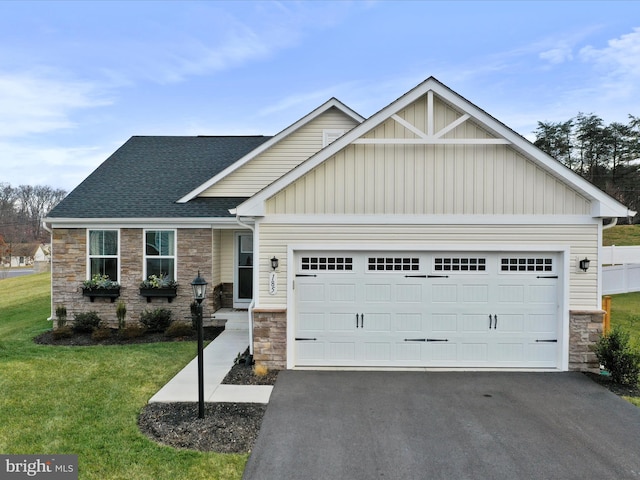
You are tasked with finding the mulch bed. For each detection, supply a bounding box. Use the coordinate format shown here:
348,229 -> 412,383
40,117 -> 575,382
583,371 -> 640,397
33,326 -> 225,346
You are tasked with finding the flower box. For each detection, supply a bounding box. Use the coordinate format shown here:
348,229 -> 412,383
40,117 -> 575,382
139,287 -> 178,303
82,287 -> 121,303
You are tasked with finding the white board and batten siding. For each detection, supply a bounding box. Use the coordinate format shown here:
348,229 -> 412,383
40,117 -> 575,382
200,108 -> 359,198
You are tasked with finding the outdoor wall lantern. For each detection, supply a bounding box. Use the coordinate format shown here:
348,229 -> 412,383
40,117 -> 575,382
271,256 -> 279,271
579,257 -> 591,272
191,271 -> 208,419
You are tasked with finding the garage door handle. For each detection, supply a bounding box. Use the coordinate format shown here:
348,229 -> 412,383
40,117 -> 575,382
356,313 -> 359,328
489,314 -> 498,329
535,339 -> 557,343
295,337 -> 317,341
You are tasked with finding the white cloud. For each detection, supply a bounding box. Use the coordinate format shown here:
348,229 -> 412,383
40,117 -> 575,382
539,44 -> 574,65
580,27 -> 640,77
0,141 -> 112,191
0,69 -> 112,138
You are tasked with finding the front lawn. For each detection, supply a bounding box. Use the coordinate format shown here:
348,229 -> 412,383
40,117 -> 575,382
0,273 -> 246,480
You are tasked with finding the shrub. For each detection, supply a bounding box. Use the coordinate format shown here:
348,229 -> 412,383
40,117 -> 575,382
164,322 -> 194,338
52,325 -> 73,339
595,326 -> 640,385
55,305 -> 67,328
116,301 -> 127,330
253,364 -> 269,377
73,311 -> 102,333
91,327 -> 112,341
139,308 -> 173,333
119,324 -> 146,339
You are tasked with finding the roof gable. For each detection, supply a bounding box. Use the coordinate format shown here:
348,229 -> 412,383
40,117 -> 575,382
177,98 -> 364,203
237,77 -> 634,218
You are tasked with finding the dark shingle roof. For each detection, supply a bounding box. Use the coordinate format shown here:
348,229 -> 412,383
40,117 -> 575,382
48,136 -> 272,218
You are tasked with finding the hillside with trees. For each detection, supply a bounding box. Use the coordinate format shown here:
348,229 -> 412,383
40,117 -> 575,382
533,114 -> 640,222
0,183 -> 67,244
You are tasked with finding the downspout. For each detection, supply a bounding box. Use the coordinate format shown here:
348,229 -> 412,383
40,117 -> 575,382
602,217 -> 618,230
235,215 -> 255,356
42,220 -> 54,322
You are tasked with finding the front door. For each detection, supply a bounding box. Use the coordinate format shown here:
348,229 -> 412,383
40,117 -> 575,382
235,233 -> 253,308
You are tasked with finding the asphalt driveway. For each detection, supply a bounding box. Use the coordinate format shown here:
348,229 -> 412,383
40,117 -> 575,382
243,371 -> 640,480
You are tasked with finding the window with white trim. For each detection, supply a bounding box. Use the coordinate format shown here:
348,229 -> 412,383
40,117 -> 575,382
368,257 -> 420,271
144,230 -> 176,280
500,257 -> 553,272
301,256 -> 353,271
88,230 -> 119,281
434,257 -> 486,272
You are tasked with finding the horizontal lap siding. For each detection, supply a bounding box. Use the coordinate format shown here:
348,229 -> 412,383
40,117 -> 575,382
257,223 -> 598,310
202,108 -> 359,197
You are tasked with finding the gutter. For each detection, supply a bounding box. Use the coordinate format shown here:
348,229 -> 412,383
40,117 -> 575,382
41,220 -> 54,322
603,217 -> 618,230
235,215 -> 255,357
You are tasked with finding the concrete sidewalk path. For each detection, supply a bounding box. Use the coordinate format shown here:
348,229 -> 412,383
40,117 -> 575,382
148,329 -> 273,404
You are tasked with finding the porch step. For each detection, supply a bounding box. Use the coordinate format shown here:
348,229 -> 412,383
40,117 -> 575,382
210,308 -> 249,331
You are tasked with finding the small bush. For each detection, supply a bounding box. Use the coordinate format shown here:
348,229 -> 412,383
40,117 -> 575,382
164,322 -> 194,338
91,327 -> 112,341
116,301 -> 127,330
55,305 -> 67,328
73,311 -> 102,333
595,326 -> 640,385
253,364 -> 269,377
139,308 -> 173,333
119,324 -> 146,339
52,325 -> 73,339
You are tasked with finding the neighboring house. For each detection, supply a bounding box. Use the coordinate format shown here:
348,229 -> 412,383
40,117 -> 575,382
8,243 -> 40,267
44,77 -> 635,373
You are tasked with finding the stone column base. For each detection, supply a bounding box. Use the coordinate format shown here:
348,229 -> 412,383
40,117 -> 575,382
569,310 -> 604,372
253,308 -> 287,370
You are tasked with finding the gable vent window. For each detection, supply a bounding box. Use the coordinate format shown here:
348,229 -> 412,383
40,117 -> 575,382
323,129 -> 347,147
434,257 -> 486,272
501,257 -> 553,272
368,257 -> 420,271
301,257 -> 353,271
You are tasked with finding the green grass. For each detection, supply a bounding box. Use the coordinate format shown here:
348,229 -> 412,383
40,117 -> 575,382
603,225 -> 640,246
0,273 -> 246,479
609,292 -> 640,346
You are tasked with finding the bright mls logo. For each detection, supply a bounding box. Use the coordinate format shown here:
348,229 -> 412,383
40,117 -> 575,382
1,455 -> 78,479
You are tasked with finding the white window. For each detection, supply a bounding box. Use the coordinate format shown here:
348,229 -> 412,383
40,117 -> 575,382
368,257 -> 420,272
301,256 -> 353,271
434,257 -> 486,272
144,230 -> 176,280
500,257 -> 553,272
88,230 -> 119,281
322,129 -> 347,147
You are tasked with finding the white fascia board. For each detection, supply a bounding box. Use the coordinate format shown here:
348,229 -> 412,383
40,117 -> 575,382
259,214 -> 599,225
238,77 -> 635,219
44,217 -> 240,229
432,83 -> 635,218
176,98 -> 364,203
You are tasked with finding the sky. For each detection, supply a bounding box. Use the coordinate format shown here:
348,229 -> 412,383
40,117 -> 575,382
1,0 -> 639,193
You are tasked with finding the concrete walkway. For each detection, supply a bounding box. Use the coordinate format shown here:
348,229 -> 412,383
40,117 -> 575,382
148,329 -> 273,404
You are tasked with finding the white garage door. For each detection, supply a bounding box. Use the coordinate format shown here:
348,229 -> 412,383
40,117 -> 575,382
294,251 -> 560,369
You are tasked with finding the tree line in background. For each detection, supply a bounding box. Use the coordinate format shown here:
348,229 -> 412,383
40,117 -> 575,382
0,183 -> 67,244
533,113 -> 640,222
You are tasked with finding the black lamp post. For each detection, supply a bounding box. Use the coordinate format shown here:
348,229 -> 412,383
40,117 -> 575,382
191,271 -> 208,419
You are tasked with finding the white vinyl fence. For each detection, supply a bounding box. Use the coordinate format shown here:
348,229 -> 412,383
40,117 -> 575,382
602,245 -> 640,295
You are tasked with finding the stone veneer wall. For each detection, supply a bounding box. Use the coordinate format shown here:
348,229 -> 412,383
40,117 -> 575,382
52,227 -> 216,328
253,309 -> 287,369
569,310 -> 605,372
